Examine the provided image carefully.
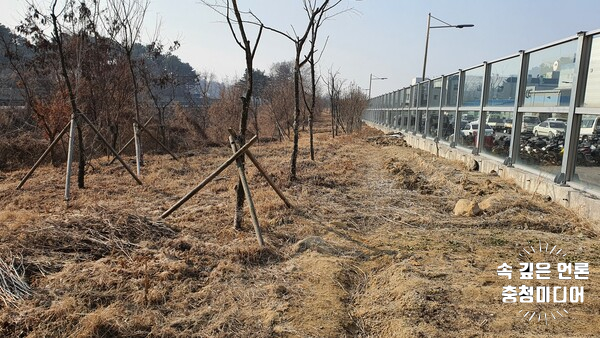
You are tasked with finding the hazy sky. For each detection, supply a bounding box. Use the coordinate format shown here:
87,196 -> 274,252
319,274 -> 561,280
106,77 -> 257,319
2,0 -> 600,97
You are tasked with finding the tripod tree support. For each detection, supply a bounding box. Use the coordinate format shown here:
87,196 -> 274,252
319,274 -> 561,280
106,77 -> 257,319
160,135 -> 258,219
228,129 -> 292,208
77,110 -> 142,185
135,119 -> 178,161
17,110 -> 142,197
229,136 -> 264,246
109,116 -> 153,165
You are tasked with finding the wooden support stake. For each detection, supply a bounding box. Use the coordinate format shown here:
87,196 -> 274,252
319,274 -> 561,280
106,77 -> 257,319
135,119 -> 178,161
77,110 -> 142,185
160,135 -> 258,219
133,122 -> 142,176
228,129 -> 292,208
109,116 -> 153,165
17,121 -> 71,190
64,114 -> 77,201
229,136 -> 264,247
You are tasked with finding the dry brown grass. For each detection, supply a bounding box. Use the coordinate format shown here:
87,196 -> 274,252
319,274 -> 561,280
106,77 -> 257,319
0,117 -> 598,337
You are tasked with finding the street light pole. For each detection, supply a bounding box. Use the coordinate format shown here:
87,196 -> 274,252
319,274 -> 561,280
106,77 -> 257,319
368,73 -> 388,99
422,12 -> 474,82
422,13 -> 432,82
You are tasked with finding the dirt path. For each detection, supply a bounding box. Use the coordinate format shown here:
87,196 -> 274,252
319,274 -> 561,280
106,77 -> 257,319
0,125 -> 598,337
272,130 -> 600,337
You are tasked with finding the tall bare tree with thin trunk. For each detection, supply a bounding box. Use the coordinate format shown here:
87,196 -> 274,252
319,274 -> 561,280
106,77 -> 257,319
203,0 -> 264,230
302,20 -> 329,161
107,0 -> 149,176
260,0 -> 342,179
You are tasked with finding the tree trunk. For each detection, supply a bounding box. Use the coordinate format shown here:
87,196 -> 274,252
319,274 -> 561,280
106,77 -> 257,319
290,58 -> 301,180
50,3 -> 85,194
128,55 -> 143,172
77,123 -> 85,188
309,59 -> 316,161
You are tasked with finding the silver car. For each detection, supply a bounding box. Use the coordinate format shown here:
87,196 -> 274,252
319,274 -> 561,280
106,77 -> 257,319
533,121 -> 566,138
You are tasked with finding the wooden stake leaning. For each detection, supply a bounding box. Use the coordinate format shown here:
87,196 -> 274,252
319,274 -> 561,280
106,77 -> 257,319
16,110 -> 142,200
227,129 -> 292,208
77,110 -> 142,186
135,119 -> 178,161
228,135 -> 264,247
16,121 -> 71,190
160,135 -> 258,219
109,116 -> 153,165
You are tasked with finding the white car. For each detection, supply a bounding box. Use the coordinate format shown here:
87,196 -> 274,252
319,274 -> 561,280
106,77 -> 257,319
460,122 -> 494,137
533,121 -> 566,138
580,116 -> 600,139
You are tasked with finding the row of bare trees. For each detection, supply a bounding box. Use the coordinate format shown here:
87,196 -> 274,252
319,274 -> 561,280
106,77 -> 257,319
202,0 -> 370,229
1,0 -> 367,226
0,1 -> 201,176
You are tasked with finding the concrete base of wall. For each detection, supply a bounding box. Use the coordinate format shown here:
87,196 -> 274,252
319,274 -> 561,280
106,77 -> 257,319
365,122 -> 600,230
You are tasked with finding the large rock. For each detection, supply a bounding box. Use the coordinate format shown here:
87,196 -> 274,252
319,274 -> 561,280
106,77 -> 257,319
454,199 -> 482,216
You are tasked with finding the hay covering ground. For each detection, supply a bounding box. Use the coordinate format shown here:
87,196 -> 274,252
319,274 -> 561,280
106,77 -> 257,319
0,118 -> 599,337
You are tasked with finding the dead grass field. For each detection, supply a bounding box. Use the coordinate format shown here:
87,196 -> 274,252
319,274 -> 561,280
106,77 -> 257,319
0,119 -> 599,337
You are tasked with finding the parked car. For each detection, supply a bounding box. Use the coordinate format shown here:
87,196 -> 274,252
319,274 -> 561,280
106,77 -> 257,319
503,118 -> 513,134
533,121 -> 566,138
546,117 -> 567,123
522,115 -> 541,132
461,122 -> 494,137
486,115 -> 505,131
460,122 -> 495,148
580,116 -> 600,139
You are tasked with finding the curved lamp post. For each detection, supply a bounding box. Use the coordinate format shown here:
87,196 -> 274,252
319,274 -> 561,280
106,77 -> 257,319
369,73 -> 388,99
422,13 -> 474,81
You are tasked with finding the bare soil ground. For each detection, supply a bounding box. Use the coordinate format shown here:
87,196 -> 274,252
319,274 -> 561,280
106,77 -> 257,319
0,120 -> 598,337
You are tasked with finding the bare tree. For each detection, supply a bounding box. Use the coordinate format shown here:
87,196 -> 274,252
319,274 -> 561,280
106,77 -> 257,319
107,0 -> 149,176
203,0 -> 264,230
266,61 -> 295,141
198,70 -> 216,129
338,81 -> 367,133
324,68 -> 344,137
302,24 -> 328,160
260,0 -> 342,180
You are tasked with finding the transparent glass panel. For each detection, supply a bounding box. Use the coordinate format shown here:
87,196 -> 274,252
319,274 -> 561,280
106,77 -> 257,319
418,111 -> 426,134
487,57 -> 520,107
461,67 -> 484,107
410,110 -> 417,130
573,113 -> 600,190
430,79 -> 443,108
523,40 -> 577,107
404,88 -> 411,107
455,111 -> 481,148
401,110 -> 406,128
427,110 -> 440,138
441,110 -> 456,142
482,111 -> 515,159
419,82 -> 428,107
584,35 -> 600,107
445,74 -> 459,107
577,114 -> 600,140
517,113 -> 567,176
411,86 -> 418,107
